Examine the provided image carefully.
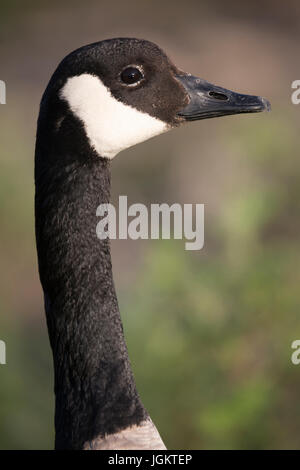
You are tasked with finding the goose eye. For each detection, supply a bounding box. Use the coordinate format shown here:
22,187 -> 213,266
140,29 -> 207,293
121,66 -> 143,85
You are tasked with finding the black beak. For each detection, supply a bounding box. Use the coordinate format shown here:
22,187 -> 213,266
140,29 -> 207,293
176,74 -> 271,121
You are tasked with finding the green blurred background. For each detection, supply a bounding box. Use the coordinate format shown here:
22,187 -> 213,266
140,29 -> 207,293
0,0 -> 300,449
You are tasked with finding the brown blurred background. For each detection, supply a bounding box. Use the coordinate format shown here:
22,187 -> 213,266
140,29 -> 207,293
0,0 -> 300,449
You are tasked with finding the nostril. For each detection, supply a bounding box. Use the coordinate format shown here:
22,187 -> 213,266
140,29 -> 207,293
208,91 -> 229,101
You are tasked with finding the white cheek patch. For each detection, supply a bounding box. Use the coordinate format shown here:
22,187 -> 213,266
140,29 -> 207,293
60,74 -> 169,159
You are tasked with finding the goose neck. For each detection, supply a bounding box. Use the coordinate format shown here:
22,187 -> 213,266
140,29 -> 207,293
35,153 -> 146,449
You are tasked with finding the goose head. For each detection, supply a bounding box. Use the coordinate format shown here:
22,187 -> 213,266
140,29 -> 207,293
44,37 -> 270,161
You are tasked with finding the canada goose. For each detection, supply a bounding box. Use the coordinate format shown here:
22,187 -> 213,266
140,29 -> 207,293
34,37 -> 270,450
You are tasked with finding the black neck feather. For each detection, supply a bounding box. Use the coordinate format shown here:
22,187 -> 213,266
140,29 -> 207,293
35,105 -> 147,449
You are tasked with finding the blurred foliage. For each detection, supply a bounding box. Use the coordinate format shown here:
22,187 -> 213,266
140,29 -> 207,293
120,109 -> 300,450
1,0 -> 300,450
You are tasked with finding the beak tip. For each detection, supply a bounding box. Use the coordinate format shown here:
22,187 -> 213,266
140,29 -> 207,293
261,97 -> 271,112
